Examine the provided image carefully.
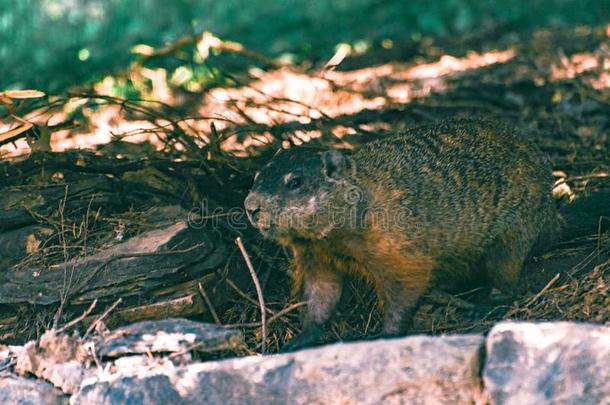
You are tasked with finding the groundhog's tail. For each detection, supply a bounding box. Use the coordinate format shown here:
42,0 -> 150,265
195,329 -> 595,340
557,190 -> 610,240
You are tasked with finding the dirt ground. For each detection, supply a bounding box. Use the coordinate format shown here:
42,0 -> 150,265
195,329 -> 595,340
1,24 -> 609,353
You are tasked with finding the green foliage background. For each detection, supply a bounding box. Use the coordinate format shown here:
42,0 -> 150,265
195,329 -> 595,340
2,0 -> 609,92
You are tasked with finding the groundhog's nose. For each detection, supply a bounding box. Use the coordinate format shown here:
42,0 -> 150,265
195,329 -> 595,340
244,193 -> 262,225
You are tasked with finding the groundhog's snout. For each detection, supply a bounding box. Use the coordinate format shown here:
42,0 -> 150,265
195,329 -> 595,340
245,192 -> 273,230
244,193 -> 261,225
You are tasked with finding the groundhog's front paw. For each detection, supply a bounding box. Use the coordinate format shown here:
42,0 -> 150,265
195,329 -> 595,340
281,325 -> 324,352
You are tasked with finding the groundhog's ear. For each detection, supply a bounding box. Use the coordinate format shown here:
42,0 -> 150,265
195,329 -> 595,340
320,150 -> 347,179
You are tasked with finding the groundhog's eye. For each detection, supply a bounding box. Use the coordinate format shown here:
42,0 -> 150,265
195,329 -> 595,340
286,176 -> 303,190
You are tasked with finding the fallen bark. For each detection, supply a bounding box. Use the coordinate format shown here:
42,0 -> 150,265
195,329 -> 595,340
0,216 -> 226,305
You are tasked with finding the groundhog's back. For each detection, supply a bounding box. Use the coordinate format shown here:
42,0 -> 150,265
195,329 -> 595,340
352,119 -> 555,275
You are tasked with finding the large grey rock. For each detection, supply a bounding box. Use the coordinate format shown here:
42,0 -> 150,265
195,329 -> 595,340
484,322 -> 610,405
0,374 -> 68,405
73,334 -> 484,405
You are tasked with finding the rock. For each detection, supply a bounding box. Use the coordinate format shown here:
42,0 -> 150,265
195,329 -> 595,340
484,322 -> 610,405
76,374 -> 185,405
95,318 -> 243,357
11,319 -> 242,397
72,334 -> 484,405
0,374 -> 68,405
14,330 -> 93,395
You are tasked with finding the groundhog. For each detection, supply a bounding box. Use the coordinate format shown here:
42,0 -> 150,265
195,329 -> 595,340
243,118 -> 594,349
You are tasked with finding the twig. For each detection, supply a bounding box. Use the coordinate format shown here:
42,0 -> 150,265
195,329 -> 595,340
235,237 -> 266,354
55,299 -> 98,333
53,185 -> 73,329
525,273 -> 561,308
554,173 -> 609,187
226,278 -> 277,316
568,248 -> 600,276
266,301 -> 306,325
597,216 -> 609,253
426,290 -> 475,309
223,301 -> 306,329
198,282 -> 222,325
84,298 -> 123,338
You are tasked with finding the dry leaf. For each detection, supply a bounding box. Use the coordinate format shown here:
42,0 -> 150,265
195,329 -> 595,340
27,124 -> 53,152
0,122 -> 34,143
26,234 -> 41,254
131,44 -> 155,56
0,90 -> 46,99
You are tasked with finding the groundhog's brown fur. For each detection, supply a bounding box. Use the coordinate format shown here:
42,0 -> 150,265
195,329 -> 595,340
244,118 -> 558,349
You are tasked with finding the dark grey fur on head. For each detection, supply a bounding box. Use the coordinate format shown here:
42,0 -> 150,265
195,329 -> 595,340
244,147 -> 359,241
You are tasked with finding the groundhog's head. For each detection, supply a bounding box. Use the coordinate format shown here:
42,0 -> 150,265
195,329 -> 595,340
244,148 -> 360,243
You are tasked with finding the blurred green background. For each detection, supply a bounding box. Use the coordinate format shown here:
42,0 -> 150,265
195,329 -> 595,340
2,0 -> 609,92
